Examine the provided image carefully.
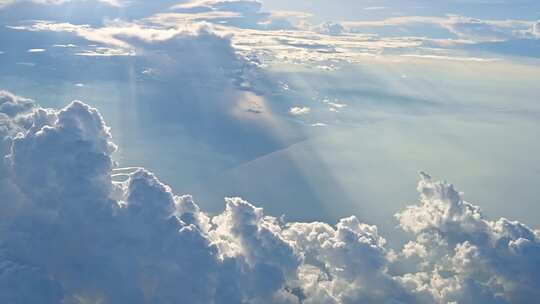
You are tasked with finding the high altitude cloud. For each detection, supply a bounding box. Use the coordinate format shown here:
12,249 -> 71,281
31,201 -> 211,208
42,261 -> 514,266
4,0 -> 540,64
341,15 -> 536,42
171,0 -> 268,28
0,90 -> 539,303
0,0 -> 120,9
0,1 -> 491,66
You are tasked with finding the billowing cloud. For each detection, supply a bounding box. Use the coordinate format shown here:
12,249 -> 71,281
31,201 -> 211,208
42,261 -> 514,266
0,90 -> 35,180
0,91 -> 538,303
0,90 -> 34,117
394,172 -> 540,303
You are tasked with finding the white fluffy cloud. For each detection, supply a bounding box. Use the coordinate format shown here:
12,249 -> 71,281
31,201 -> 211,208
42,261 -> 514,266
0,90 -> 34,117
0,92 -> 539,303
289,106 -> 310,116
394,172 -> 540,303
0,91 -> 35,180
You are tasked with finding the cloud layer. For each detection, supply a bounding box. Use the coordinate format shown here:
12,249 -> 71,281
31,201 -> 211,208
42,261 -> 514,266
0,91 -> 539,303
7,0 -> 539,67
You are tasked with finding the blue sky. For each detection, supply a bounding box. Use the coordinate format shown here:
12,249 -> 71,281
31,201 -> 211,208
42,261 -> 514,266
0,0 -> 540,303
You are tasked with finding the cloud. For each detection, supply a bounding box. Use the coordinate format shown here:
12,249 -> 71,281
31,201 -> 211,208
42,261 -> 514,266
364,6 -> 386,10
0,252 -> 63,304
289,106 -> 311,116
0,0 -> 15,8
4,0 -> 540,65
400,54 -> 499,62
394,172 -> 540,303
171,0 -> 269,29
97,0 -> 121,7
12,5 -> 531,65
6,13 -> 301,170
27,48 -> 45,52
8,100 -> 117,207
0,0 -> 121,9
525,20 -> 540,38
0,90 -> 34,117
342,15 -> 536,42
0,90 -> 35,179
314,21 -> 345,36
173,0 -> 262,14
0,98 -> 299,302
9,20 -> 200,50
0,91 -> 538,303
443,16 -> 532,42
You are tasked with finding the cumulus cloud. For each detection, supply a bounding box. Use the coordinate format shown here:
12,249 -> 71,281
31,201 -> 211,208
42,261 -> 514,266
0,91 -> 538,303
0,90 -> 35,180
289,106 -> 311,116
0,94 -> 302,303
394,172 -> 540,303
314,21 -> 345,36
0,90 -> 34,117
